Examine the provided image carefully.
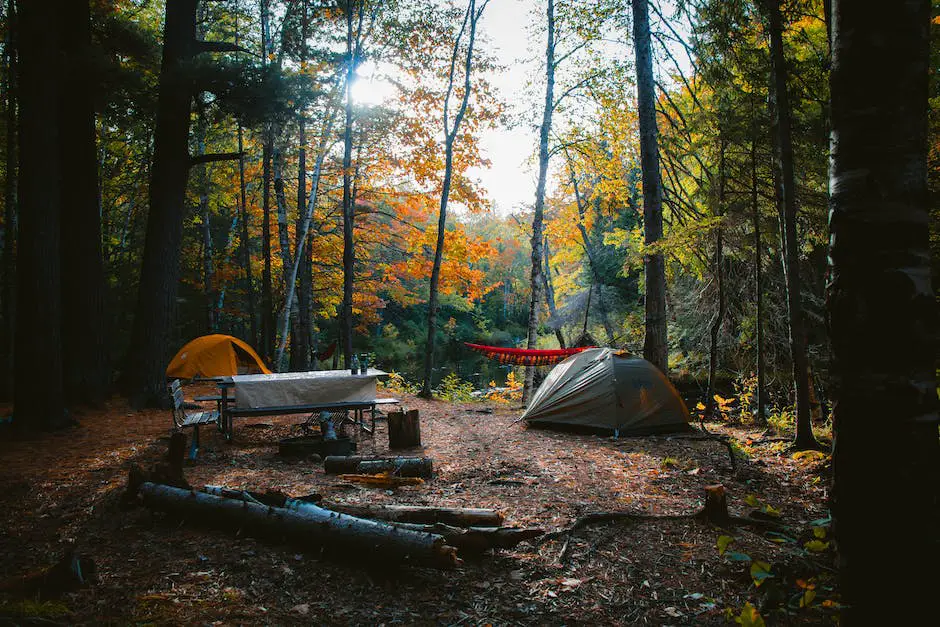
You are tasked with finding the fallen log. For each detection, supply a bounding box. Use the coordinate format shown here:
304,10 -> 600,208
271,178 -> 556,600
324,456 -> 433,478
339,473 -> 424,488
136,482 -> 460,569
0,549 -> 96,599
392,523 -> 543,554
323,503 -> 504,528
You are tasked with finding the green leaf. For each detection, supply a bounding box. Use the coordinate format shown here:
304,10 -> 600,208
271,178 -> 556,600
717,535 -> 735,556
809,516 -> 831,527
726,551 -> 752,562
765,531 -> 796,544
750,560 -> 773,587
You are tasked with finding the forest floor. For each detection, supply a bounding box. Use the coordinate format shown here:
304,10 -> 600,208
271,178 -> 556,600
0,384 -> 839,625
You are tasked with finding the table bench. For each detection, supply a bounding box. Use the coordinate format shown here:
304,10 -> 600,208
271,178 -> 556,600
220,397 -> 400,441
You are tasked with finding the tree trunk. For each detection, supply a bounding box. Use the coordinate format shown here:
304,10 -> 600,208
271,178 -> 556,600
237,125 -> 256,345
750,112 -> 767,425
387,408 -> 421,449
322,503 -> 504,527
123,0 -> 197,407
423,0 -> 484,397
340,2 -> 362,370
764,0 -> 817,449
14,0 -> 65,428
0,0 -> 16,402
524,0 -> 555,403
291,5 -> 311,373
828,0 -> 939,620
194,102 -> 215,334
57,0 -> 109,406
137,482 -> 460,569
542,239 -> 566,348
633,0 -> 668,374
234,12 -> 256,346
389,522 -> 543,555
705,140 -> 726,420
260,0 -> 275,362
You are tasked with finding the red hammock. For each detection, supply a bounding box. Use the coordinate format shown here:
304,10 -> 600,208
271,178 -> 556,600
464,342 -> 594,366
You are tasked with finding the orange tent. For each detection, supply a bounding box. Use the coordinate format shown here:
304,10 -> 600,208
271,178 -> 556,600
166,334 -> 271,378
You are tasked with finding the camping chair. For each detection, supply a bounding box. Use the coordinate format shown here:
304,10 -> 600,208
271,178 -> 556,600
168,379 -> 219,459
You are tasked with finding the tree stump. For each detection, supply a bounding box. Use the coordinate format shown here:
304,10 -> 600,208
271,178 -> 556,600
388,409 -> 421,449
697,484 -> 730,525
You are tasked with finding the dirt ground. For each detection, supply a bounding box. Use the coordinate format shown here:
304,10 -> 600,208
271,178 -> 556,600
0,384 -> 838,625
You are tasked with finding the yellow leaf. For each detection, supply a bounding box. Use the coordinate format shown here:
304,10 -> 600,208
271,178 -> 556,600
813,527 -> 827,539
804,540 -> 830,553
761,503 -> 781,517
800,589 -> 817,608
717,535 -> 735,556
734,602 -> 766,627
792,450 -> 826,462
744,494 -> 760,507
695,402 -> 706,410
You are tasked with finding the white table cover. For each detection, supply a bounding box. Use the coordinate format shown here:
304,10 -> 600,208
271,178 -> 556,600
232,369 -> 387,409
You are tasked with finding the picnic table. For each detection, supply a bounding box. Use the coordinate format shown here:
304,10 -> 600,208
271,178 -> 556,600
209,369 -> 398,440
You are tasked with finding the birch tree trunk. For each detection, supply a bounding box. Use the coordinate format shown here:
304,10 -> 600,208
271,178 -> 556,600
633,0 -> 668,374
523,0 -> 555,403
235,12 -> 256,345
542,239 -> 565,349
422,0 -> 486,397
827,0 -> 939,619
764,0 -> 818,449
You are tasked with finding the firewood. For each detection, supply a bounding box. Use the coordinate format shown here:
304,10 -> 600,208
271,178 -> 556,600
322,503 -> 504,527
324,455 -> 433,478
136,482 -> 460,569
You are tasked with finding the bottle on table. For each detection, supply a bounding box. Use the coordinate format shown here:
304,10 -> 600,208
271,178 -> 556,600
360,354 -> 369,375
351,354 -> 360,375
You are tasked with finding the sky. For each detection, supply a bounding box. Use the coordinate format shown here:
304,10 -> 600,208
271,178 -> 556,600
468,0 -> 541,215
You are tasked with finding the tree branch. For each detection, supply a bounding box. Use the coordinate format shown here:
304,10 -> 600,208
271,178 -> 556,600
194,40 -> 251,55
189,152 -> 243,166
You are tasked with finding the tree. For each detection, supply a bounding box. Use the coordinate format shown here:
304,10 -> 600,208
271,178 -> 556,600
123,0 -> 244,406
827,0 -> 939,620
632,0 -> 668,374
421,0 -> 488,398
14,0 -> 64,429
58,0 -> 109,405
0,0 -> 16,401
763,0 -> 818,450
523,0 -> 556,403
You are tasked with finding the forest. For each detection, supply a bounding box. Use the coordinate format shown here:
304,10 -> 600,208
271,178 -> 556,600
0,0 -> 937,624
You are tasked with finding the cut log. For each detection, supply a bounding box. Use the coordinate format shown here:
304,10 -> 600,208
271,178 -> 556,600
697,484 -> 730,525
387,409 -> 421,449
324,455 -> 432,478
392,523 -> 543,554
323,503 -> 504,527
137,482 -> 459,569
0,549 -> 96,599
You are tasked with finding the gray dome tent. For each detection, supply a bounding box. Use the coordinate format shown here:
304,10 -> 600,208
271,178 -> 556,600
522,348 -> 691,435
